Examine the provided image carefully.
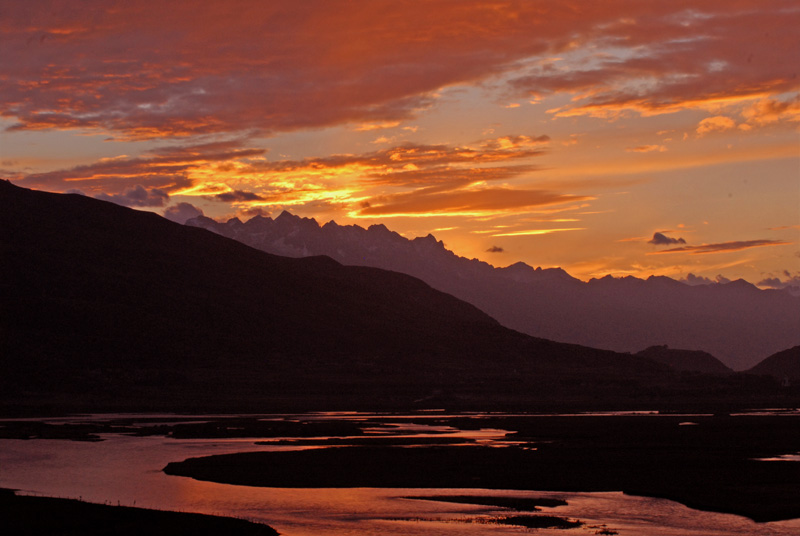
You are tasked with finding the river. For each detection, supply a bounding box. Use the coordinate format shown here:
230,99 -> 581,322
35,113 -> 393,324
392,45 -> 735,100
2,412 -> 799,535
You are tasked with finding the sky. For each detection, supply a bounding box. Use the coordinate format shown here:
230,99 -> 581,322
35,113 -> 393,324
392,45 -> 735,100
2,0 -> 799,287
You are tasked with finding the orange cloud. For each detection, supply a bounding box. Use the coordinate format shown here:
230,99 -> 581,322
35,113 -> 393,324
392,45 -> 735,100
742,96 -> 800,125
355,188 -> 592,218
696,116 -> 737,136
353,121 -> 402,131
626,145 -> 667,153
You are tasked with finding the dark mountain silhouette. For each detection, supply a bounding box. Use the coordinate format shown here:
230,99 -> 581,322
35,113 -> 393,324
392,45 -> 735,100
187,211 -> 800,370
2,181 -> 787,412
747,346 -> 800,385
636,346 -> 733,375
0,181 -> 671,411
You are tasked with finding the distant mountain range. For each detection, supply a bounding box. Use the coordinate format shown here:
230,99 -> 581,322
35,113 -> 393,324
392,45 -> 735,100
186,211 -> 800,370
2,181 -> 792,412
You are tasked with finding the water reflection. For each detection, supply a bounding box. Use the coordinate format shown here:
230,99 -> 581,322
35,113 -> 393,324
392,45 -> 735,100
1,412 -> 799,536
756,453 -> 800,462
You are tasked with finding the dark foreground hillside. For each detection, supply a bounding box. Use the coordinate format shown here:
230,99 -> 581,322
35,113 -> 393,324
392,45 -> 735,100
636,345 -> 733,375
0,488 -> 277,535
0,182 -> 793,413
747,346 -> 800,384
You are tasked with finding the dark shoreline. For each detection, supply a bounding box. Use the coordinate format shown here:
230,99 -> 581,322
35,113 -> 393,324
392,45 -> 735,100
0,488 -> 278,536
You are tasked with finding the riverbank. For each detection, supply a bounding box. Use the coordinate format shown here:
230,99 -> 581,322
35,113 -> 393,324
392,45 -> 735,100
1,488 -> 278,535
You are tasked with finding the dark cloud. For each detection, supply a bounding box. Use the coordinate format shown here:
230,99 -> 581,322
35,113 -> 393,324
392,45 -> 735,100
163,202 -> 204,224
486,246 -> 505,253
757,273 -> 800,292
96,185 -> 169,207
682,273 -> 714,286
652,239 -> 790,255
681,273 -> 732,286
648,232 -> 686,246
213,190 -> 265,202
236,206 -> 271,220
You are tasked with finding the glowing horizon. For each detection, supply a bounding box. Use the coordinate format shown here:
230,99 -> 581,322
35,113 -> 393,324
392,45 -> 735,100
1,1 -> 798,287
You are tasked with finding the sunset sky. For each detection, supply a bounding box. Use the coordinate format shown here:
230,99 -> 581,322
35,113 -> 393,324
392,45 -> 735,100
2,1 -> 798,286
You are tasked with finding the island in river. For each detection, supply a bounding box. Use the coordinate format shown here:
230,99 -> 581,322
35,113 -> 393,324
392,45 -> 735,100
163,413 -> 800,523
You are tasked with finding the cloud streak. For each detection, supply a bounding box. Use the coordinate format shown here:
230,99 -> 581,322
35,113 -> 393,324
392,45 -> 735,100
355,188 -> 591,218
650,239 -> 791,255
14,140 -> 265,196
491,228 -> 585,237
626,145 -> 667,153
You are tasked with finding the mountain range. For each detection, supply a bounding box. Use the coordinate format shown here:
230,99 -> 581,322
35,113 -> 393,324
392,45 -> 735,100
748,346 -> 800,385
2,181 -> 793,412
187,211 -> 800,371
